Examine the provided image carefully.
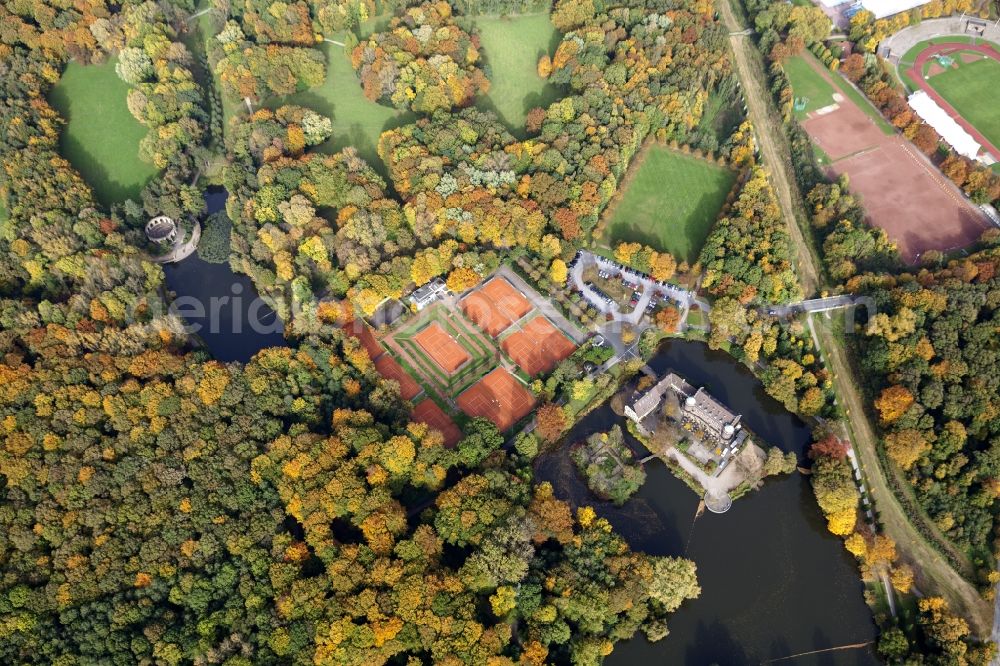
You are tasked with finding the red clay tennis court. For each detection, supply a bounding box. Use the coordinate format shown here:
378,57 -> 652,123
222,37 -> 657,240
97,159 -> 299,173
411,398 -> 463,448
342,322 -> 384,360
457,367 -> 536,432
374,354 -> 421,401
413,322 -> 470,374
461,277 -> 533,337
501,316 -> 576,376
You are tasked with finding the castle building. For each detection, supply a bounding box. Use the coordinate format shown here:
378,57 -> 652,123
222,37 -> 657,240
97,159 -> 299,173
626,372 -> 745,446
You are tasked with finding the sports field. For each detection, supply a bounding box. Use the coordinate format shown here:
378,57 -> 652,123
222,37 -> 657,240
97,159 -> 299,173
898,36 -> 978,89
787,53 -> 893,134
461,277 -> 533,337
928,55 -> 1000,151
473,14 -> 561,133
501,316 -> 576,376
48,58 -> 159,206
603,148 -> 735,263
388,304 -> 497,395
457,367 -> 535,432
801,62 -> 989,263
414,323 -> 471,374
411,398 -> 462,448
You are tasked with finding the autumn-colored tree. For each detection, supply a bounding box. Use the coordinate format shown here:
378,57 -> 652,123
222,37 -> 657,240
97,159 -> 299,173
535,402 -> 568,442
655,306 -> 681,333
550,259 -> 568,285
841,53 -> 866,82
941,154 -> 969,187
911,122 -> 939,154
446,267 -> 482,293
890,564 -> 914,593
809,435 -> 849,459
883,428 -> 929,470
537,55 -> 552,78
873,385 -> 913,424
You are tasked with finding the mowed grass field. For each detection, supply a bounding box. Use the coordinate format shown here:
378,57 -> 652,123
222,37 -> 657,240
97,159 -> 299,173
603,148 -> 735,263
48,58 -> 159,206
784,55 -> 836,117
472,14 -> 562,133
929,55 -> 1000,150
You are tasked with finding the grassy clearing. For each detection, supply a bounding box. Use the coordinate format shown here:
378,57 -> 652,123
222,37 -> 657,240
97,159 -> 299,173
784,55 -> 836,117
929,55 -> 1000,149
48,58 -> 159,206
471,14 -> 562,134
603,148 -> 735,263
269,42 -> 415,174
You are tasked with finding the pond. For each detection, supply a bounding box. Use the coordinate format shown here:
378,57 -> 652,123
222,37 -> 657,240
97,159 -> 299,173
536,338 -> 879,666
161,187 -> 287,363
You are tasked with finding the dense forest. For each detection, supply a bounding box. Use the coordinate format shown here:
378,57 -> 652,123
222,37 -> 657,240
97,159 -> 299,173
352,2 -> 490,113
854,245 -> 1000,572
7,0 -> 999,659
0,0 -> 725,662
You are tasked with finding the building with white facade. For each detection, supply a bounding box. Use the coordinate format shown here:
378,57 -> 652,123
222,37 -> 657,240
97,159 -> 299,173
908,90 -> 981,159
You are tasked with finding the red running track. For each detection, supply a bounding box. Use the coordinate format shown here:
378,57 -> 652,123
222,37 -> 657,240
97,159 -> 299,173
908,41 -> 1000,159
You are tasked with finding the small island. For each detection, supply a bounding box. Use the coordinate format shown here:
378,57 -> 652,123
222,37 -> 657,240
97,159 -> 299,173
571,425 -> 646,505
624,371 -> 796,511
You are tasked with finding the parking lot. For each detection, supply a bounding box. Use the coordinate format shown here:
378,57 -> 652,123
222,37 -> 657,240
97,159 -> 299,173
569,250 -> 697,325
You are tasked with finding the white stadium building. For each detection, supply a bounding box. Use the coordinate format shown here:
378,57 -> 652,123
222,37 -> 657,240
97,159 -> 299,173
908,90 -> 982,159
819,0 -> 931,20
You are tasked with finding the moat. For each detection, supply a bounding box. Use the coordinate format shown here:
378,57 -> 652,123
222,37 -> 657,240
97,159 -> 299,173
537,339 -> 878,665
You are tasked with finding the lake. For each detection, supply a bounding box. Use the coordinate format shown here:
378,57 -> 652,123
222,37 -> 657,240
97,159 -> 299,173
536,338 -> 879,666
161,187 -> 287,363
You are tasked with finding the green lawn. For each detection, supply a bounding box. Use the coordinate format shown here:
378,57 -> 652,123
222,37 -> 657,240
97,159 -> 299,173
48,58 -> 159,206
928,56 -> 1000,150
472,14 -> 562,134
269,42 -> 415,174
603,148 -> 735,263
784,55 -> 836,117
